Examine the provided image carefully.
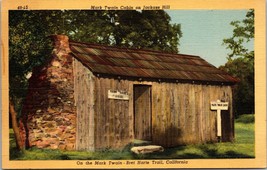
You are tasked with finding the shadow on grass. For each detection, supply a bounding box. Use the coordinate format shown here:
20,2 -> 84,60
129,143 -> 254,159
9,130 -> 24,160
10,147 -> 24,160
222,151 -> 254,158
198,145 -> 254,159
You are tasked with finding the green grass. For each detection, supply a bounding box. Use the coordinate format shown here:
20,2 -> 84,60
9,114 -> 254,160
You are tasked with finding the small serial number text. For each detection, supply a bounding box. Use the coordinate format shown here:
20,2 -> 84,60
17,5 -> 29,10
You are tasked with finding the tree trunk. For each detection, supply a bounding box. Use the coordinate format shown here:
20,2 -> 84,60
9,100 -> 24,150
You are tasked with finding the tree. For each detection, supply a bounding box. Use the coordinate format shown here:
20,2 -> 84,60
221,9 -> 254,116
64,10 -> 182,52
9,10 -> 182,150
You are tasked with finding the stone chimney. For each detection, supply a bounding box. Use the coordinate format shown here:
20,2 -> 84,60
50,35 -> 71,59
19,34 -> 77,150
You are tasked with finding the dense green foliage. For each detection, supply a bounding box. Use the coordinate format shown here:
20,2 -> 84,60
221,9 -> 254,116
10,114 -> 254,160
9,10 -> 182,115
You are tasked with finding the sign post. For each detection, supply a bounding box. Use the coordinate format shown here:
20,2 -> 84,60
210,100 -> 229,141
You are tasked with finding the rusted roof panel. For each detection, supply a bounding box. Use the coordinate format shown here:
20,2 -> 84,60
69,41 -> 238,84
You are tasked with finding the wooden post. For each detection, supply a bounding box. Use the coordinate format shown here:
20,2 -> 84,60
210,100 -> 229,142
216,109 -> 222,137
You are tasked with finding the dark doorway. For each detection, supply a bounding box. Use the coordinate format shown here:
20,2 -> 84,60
134,85 -> 152,141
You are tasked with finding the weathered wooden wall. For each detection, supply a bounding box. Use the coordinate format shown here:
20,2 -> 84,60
151,82 -> 233,147
74,60 -> 234,150
93,78 -> 234,149
94,77 -> 133,150
74,59 -> 95,151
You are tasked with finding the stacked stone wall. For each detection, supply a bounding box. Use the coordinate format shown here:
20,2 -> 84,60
19,35 -> 76,150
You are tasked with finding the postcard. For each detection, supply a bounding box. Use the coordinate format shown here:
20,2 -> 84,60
1,0 -> 266,169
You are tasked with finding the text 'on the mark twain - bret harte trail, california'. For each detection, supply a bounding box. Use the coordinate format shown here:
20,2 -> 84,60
76,160 -> 188,166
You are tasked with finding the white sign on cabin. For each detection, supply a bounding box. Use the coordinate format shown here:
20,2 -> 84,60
210,102 -> 229,110
210,100 -> 229,138
108,90 -> 129,100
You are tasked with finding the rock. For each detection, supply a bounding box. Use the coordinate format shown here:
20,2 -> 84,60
45,134 -> 51,138
43,115 -> 53,121
48,129 -> 63,137
47,107 -> 56,113
36,109 -> 42,113
48,138 -> 59,144
60,133 -> 72,139
45,121 -> 56,128
35,133 -> 44,139
64,117 -> 70,121
63,105 -> 72,113
66,137 -> 75,143
50,144 -> 59,149
66,114 -> 75,120
52,61 -> 61,67
66,143 -> 74,151
37,140 -> 50,148
58,144 -> 66,150
131,145 -> 164,154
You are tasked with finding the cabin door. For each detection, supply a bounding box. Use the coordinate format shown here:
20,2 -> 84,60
134,85 -> 152,141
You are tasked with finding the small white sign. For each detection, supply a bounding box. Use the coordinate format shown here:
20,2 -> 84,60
210,100 -> 229,138
210,101 -> 229,110
108,90 -> 129,100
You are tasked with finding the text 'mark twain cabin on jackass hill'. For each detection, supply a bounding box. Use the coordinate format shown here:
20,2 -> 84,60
19,35 -> 238,151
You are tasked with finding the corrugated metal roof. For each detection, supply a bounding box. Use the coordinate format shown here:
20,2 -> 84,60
69,41 -> 238,84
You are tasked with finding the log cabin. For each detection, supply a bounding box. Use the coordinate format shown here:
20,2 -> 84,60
19,35 -> 238,151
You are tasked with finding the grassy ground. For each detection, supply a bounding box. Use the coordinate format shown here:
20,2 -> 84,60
9,114 -> 254,160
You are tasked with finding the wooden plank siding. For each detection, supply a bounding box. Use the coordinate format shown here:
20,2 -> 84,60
94,78 -> 132,149
73,59 -> 95,151
151,83 -> 233,146
74,59 -> 234,150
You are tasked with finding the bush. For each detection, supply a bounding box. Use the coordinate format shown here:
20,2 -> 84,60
235,114 -> 254,123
